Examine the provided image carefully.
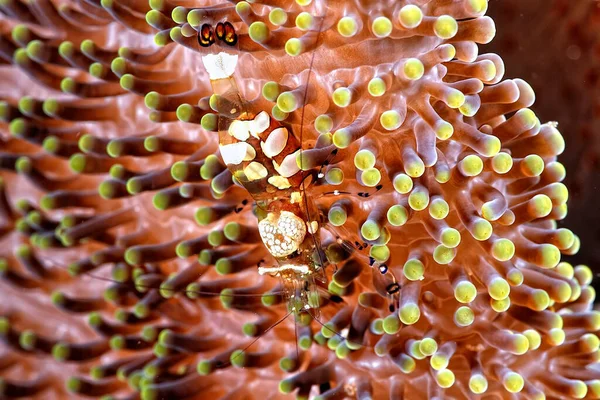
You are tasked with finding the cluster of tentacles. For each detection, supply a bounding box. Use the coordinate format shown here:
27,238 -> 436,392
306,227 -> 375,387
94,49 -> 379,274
0,0 -> 598,399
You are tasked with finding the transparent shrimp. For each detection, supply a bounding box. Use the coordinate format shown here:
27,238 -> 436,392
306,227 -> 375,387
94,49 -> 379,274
200,24 -> 331,326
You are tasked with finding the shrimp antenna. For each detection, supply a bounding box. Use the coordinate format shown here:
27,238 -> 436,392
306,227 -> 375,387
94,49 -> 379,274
49,263 -> 287,298
221,309 -> 294,368
298,0 -> 331,280
304,307 -> 381,353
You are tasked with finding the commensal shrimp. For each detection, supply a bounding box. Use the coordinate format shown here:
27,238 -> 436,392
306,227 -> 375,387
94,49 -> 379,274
201,48 -> 328,318
196,11 -> 402,331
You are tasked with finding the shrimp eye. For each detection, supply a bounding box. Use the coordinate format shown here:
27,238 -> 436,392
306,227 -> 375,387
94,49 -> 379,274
378,264 -> 388,274
198,24 -> 215,47
223,21 -> 238,46
386,282 -> 400,295
215,22 -> 225,40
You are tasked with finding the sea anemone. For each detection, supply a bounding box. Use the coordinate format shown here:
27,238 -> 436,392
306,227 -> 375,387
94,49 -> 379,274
486,0 -> 600,269
0,0 -> 597,399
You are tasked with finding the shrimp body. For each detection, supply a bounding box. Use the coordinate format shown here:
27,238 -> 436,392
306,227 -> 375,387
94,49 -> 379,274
202,52 -> 325,311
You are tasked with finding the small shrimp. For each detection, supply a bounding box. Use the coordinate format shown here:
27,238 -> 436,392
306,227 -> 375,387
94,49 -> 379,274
201,48 -> 328,321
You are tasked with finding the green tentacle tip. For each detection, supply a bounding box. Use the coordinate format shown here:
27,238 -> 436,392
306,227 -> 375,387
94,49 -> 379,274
338,16 -> 358,37
58,41 -> 74,58
382,314 -> 400,334
242,322 -> 258,337
141,387 -> 158,400
194,207 -> 213,226
146,10 -> 162,26
106,140 -> 124,158
124,248 -> 141,266
171,7 -> 188,24
69,153 -> 87,173
153,191 -> 173,210
230,349 -> 246,367
126,177 -> 142,195
223,222 -> 241,241
328,206 -> 347,227
9,118 -> 26,136
175,242 -> 192,259
208,231 -> 224,247
332,128 -> 352,149
87,312 -> 103,328
89,62 -> 105,78
196,360 -> 212,376
110,334 -> 125,350
15,157 -> 32,174
90,366 -> 104,380
215,258 -> 232,275
12,24 -> 31,43
285,38 -> 303,57
144,91 -> 161,110
13,48 -> 29,65
261,293 -> 277,307
52,342 -> 69,361
279,379 -> 294,394
325,168 -> 343,185
298,335 -> 312,350
51,290 -> 66,306
19,330 -> 36,350
248,21 -> 269,43
372,16 -> 392,38
370,245 -> 390,263
119,74 -> 135,90
276,92 -> 298,113
0,317 -> 9,335
60,77 -> 76,93
18,96 -> 35,114
42,136 -> 60,153
0,101 -> 8,121
143,136 -> 159,153
171,161 -> 189,182
110,57 -> 126,75
134,303 -> 149,318
98,180 -> 117,199
66,377 -> 81,393
176,103 -> 193,122
200,113 -> 217,131
262,81 -> 280,101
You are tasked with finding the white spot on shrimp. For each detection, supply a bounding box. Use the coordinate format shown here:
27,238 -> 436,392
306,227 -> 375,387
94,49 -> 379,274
220,142 -> 256,165
244,161 -> 268,180
268,175 -> 292,189
272,150 -> 301,178
228,120 -> 251,141
307,220 -> 319,234
261,127 -> 289,159
250,111 -> 270,138
201,52 -> 238,80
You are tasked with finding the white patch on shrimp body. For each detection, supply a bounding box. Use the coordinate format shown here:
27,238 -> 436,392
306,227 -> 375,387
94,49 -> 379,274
273,150 -> 301,178
228,120 -> 251,141
201,52 -> 238,80
268,175 -> 292,189
243,161 -> 268,180
258,264 -> 309,276
220,142 -> 256,165
261,127 -> 288,158
307,220 -> 319,234
250,111 -> 270,138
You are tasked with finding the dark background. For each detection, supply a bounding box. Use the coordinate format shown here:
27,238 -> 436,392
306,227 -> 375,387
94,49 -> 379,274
484,0 -> 600,279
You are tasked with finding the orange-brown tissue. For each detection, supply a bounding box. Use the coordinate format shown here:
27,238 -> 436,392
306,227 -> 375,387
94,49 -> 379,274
0,0 -> 597,399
